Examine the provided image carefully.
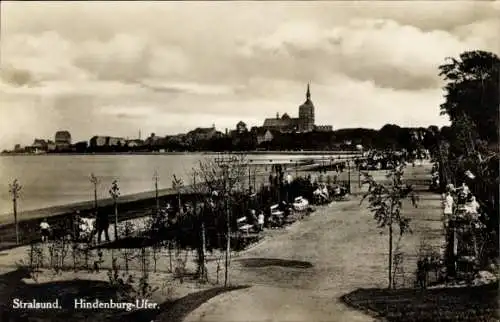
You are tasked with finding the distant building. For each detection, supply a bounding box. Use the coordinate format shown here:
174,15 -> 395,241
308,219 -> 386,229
90,136 -> 108,148
236,121 -> 248,134
314,125 -> 333,132
46,140 -> 56,151
14,144 -> 22,152
32,139 -> 48,151
251,127 -> 275,145
263,113 -> 299,133
55,131 -> 71,150
187,126 -> 217,142
108,137 -> 126,146
74,141 -> 88,152
90,136 -> 126,148
262,83 -> 319,133
298,84 -> 315,132
144,133 -> 163,146
126,139 -> 144,147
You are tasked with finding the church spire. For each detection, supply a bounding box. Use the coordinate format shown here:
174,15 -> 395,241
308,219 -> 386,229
306,83 -> 311,100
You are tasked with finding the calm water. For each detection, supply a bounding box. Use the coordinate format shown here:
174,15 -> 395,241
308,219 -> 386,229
0,153 -> 353,217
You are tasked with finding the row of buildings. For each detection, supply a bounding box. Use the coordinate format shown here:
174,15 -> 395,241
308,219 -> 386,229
9,84 -> 333,153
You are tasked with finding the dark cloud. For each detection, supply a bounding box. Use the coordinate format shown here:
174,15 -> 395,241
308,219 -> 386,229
0,66 -> 37,87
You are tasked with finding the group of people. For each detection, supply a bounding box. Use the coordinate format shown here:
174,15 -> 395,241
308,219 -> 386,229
312,182 -> 347,204
248,209 -> 266,231
443,182 -> 486,227
39,210 -> 112,244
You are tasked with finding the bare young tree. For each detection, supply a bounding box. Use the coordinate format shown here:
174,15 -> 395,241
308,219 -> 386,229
172,175 -> 184,213
109,179 -> 120,240
89,173 -> 99,215
8,179 -> 22,244
193,154 -> 248,286
153,171 -> 160,215
360,163 -> 419,289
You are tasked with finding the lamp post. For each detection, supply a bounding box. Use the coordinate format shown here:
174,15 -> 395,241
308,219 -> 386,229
90,173 -> 99,215
248,164 -> 252,192
153,171 -> 159,215
347,160 -> 351,193
9,179 -> 22,244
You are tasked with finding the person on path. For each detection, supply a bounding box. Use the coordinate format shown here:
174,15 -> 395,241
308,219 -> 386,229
257,211 -> 265,232
95,211 -> 110,244
40,218 -> 50,242
73,211 -> 81,241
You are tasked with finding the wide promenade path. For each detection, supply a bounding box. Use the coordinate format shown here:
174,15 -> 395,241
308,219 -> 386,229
182,165 -> 443,322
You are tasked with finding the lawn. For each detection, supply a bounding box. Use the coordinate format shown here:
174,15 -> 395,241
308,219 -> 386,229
341,283 -> 499,321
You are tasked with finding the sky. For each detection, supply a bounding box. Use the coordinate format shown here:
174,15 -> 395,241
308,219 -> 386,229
1,1 -> 499,149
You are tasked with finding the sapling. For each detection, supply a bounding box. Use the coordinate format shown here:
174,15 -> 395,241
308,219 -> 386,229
119,221 -> 137,273
360,163 -> 419,289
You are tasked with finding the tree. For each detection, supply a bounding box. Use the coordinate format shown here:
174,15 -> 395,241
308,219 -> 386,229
109,180 -> 120,240
172,175 -> 184,214
360,163 -> 419,289
9,179 -> 22,244
378,124 -> 402,150
195,154 -> 247,286
439,50 -> 500,143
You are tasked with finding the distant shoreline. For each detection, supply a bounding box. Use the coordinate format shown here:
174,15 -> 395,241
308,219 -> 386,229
0,150 -> 361,156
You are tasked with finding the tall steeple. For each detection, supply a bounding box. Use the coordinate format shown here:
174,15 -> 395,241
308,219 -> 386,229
306,83 -> 311,100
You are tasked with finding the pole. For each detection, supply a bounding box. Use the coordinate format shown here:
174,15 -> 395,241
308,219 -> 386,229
253,168 -> 256,192
94,183 -> 98,213
358,159 -> 361,188
13,197 -> 19,244
224,166 -> 230,287
155,175 -> 159,215
248,165 -> 251,191
347,161 -> 351,193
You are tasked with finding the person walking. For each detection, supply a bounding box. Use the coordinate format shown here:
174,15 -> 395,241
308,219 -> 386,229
257,211 -> 265,232
40,218 -> 50,243
95,211 -> 110,244
72,211 -> 81,241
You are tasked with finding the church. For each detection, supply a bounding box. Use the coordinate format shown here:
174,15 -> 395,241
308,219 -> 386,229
262,84 -> 332,133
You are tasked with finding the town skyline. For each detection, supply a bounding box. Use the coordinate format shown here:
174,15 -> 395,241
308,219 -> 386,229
1,1 -> 499,150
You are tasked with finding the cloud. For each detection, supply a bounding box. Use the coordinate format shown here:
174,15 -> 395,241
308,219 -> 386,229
1,1 -> 498,149
239,18 -> 499,90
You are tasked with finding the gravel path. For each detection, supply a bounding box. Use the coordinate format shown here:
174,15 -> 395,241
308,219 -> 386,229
182,168 -> 442,322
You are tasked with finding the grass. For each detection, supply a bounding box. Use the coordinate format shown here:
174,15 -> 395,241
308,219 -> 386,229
341,282 -> 499,321
0,266 -> 251,322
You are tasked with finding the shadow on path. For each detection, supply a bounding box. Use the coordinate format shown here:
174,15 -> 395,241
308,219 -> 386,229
341,283 -> 499,321
236,258 -> 313,269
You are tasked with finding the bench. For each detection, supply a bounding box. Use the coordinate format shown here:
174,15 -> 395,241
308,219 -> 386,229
236,217 -> 253,234
270,204 -> 284,217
